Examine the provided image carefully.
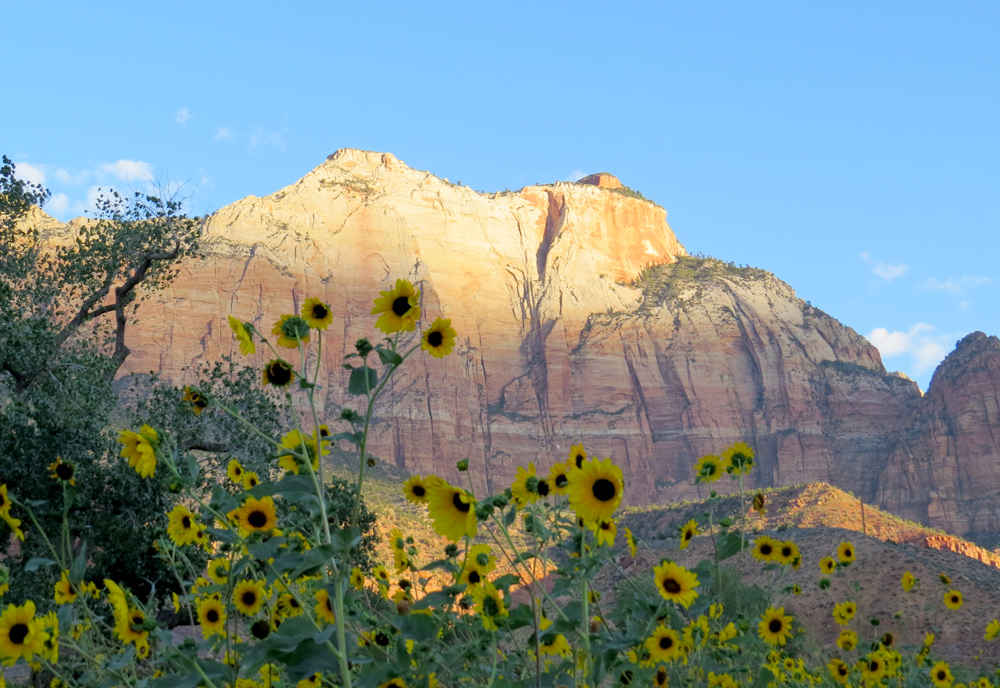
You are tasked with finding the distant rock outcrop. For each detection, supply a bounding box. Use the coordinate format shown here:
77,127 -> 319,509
877,332 -> 1000,544
23,150 -> 1000,540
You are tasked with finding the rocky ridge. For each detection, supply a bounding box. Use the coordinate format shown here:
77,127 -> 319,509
25,149 -> 1000,539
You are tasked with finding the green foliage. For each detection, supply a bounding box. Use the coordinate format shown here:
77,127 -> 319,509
631,255 -> 771,309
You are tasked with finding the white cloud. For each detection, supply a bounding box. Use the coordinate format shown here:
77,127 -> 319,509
566,170 -> 586,182
214,126 -> 233,142
15,162 -> 46,186
53,168 -> 90,185
47,193 -> 69,215
861,252 -> 908,282
176,108 -> 191,124
921,276 -> 991,295
867,323 -> 949,374
98,160 -> 154,182
249,128 -> 285,151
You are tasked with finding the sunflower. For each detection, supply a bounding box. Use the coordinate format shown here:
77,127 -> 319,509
276,593 -> 304,618
378,680 -> 407,688
722,442 -> 755,475
547,462 -> 570,495
861,653 -> 887,684
837,541 -> 856,563
467,544 -> 497,574
403,475 -> 430,504
0,600 -> 46,666
901,571 -> 915,591
708,673 -> 737,688
278,429 -> 320,475
314,589 -> 336,624
881,632 -> 895,648
242,472 -> 260,490
228,316 -> 256,355
653,667 -> 669,688
182,386 -> 208,415
227,460 -> 244,484
694,454 -> 726,484
752,536 -> 778,562
539,632 -> 571,656
684,616 -> 711,648
758,607 -> 793,646
931,662 -> 954,688
511,463 -> 542,508
939,573 -> 951,585
372,278 -> 421,334
775,540 -> 799,567
679,520 -> 698,550
47,457 -> 76,486
817,556 -> 835,575
976,678 -> 993,688
422,317 -> 456,358
197,597 -> 227,636
645,624 -> 683,662
459,561 -> 487,588
343,568 -> 364,592
828,659 -> 850,685
0,513 -> 23,542
985,619 -> 1000,641
54,571 -> 77,605
566,457 -> 624,526
207,557 -> 231,584
105,581 -> 148,646
0,485 -> 10,516
373,565 -> 391,586
837,629 -> 858,651
470,580 -> 507,631
944,590 -> 963,610
118,425 -> 159,478
301,297 -> 334,330
832,601 -> 857,626
425,478 -> 477,542
227,496 -> 278,535
232,580 -> 267,615
653,561 -> 699,608
262,359 -> 295,387
624,527 -> 638,557
593,519 -> 617,547
167,504 -> 201,547
567,443 -> 587,470
297,675 -> 322,688
272,314 -> 311,349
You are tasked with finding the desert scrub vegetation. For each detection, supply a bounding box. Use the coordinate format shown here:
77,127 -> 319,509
629,256 -> 772,310
1,159 -> 999,688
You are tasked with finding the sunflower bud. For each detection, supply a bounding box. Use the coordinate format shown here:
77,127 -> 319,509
354,338 -> 373,357
525,476 -> 539,494
476,552 -> 489,567
366,457 -> 376,467
491,494 -> 510,509
444,543 -> 459,558
719,517 -> 733,527
589,618 -> 601,633
456,459 -> 469,472
281,316 -> 311,342
395,600 -> 410,615
475,502 -> 494,521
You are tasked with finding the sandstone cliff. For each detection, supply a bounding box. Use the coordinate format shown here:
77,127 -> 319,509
877,332 -> 1000,544
22,149 -> 995,533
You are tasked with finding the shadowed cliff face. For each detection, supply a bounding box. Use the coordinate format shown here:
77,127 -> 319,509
25,149 -> 995,534
877,332 -> 1000,545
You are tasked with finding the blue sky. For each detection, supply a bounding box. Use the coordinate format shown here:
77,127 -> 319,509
3,2 -> 998,390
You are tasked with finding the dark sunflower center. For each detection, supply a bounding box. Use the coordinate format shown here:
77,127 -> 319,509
9,623 -> 28,645
452,492 -> 471,513
951,595 -> 958,602
483,596 -> 500,617
325,597 -> 333,612
883,633 -> 894,646
242,591 -> 257,606
620,670 -> 633,685
267,362 -> 293,386
0,494 -> 6,508
215,566 -> 227,578
234,466 -> 242,476
182,516 -> 192,529
684,530 -> 693,540
468,571 -> 481,584
251,620 -> 270,639
937,672 -> 947,680
537,480 -> 550,496
375,632 -> 390,646
412,485 -> 426,497
760,544 -> 773,555
290,598 -> 300,608
391,296 -> 411,316
845,549 -> 853,557
659,636 -> 673,649
592,479 -> 616,501
769,619 -> 782,633
312,304 -> 329,319
207,609 -> 219,623
555,474 -> 568,487
838,667 -> 848,677
870,661 -> 880,672
427,330 -> 443,347
399,579 -> 411,590
575,454 -> 584,468
56,463 -> 74,480
663,578 -> 681,594
247,510 -> 268,528
601,521 -> 611,531
782,546 -> 792,557
657,670 -> 667,685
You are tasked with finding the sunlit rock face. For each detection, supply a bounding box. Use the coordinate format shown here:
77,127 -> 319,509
31,150 -> 998,539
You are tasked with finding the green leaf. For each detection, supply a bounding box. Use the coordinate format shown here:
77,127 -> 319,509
348,366 -> 378,395
69,541 -> 88,584
716,532 -> 744,561
25,558 -> 56,572
505,603 -> 535,630
248,538 -> 286,561
376,348 -> 403,366
503,507 -> 517,527
753,668 -> 775,688
412,590 -> 455,611
390,613 -> 437,640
